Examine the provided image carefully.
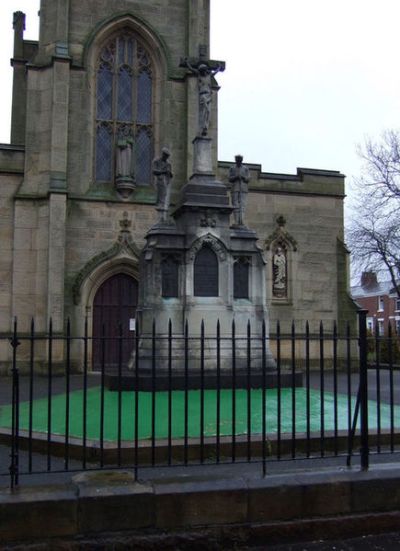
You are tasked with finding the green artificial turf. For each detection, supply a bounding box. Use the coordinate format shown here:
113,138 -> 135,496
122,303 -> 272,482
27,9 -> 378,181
0,387 -> 398,442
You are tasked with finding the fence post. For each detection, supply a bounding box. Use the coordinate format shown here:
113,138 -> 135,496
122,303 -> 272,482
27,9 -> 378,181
9,318 -> 20,489
358,309 -> 369,471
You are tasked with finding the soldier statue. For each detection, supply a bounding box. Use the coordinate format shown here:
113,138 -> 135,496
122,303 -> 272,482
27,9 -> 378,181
229,155 -> 250,226
152,147 -> 173,223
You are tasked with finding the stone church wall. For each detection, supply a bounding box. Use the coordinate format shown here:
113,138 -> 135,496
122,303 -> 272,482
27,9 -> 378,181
0,147 -> 24,371
21,0 -> 211,199
64,200 -> 156,312
217,163 -> 356,335
0,1 -> 357,374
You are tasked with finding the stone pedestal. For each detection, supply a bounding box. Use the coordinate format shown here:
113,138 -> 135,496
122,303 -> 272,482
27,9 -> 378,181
192,136 -> 213,173
105,132 -> 285,390
116,175 -> 135,199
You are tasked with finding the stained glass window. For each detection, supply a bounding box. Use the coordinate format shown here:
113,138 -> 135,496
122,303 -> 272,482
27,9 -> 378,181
97,68 -> 113,120
118,67 -> 133,122
127,39 -> 134,66
95,30 -> 154,185
96,123 -> 112,181
137,71 -> 152,124
136,127 -> 152,185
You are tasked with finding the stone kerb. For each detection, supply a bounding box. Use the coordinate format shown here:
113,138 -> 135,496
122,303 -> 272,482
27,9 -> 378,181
3,466 -> 400,545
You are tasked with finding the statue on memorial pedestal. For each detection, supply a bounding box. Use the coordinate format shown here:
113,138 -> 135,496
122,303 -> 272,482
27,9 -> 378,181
152,147 -> 173,223
181,58 -> 225,137
229,155 -> 250,227
272,246 -> 287,298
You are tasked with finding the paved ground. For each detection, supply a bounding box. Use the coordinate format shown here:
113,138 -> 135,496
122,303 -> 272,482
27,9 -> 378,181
261,532 -> 400,550
4,532 -> 400,550
0,445 -> 363,488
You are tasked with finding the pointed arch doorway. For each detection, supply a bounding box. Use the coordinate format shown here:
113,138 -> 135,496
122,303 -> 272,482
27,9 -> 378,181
92,273 -> 138,370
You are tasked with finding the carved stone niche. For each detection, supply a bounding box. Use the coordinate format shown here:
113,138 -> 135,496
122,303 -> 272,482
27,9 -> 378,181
265,216 -> 297,301
272,243 -> 287,299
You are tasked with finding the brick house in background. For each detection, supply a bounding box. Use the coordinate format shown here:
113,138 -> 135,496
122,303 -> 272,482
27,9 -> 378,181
351,272 -> 400,335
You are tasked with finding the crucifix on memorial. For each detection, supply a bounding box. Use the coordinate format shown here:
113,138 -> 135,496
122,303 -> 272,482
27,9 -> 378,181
180,45 -> 225,137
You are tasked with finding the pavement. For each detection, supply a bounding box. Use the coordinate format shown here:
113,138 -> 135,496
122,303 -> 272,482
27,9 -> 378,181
3,459 -> 400,549
261,532 -> 400,550
4,529 -> 400,550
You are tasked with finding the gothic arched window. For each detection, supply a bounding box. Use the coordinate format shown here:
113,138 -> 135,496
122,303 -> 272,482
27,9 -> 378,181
95,30 -> 153,186
194,246 -> 219,297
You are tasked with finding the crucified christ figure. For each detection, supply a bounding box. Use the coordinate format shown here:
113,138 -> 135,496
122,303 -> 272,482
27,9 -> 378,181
181,58 -> 225,137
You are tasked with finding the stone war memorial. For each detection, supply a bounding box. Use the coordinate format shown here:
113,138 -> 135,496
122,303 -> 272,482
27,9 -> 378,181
129,54 -> 279,389
0,0 -> 357,377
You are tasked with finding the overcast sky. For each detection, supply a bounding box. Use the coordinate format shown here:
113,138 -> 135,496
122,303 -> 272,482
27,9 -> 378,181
1,0 -> 400,190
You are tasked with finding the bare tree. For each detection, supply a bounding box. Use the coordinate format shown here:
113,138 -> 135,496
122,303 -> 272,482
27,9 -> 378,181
347,130 -> 400,297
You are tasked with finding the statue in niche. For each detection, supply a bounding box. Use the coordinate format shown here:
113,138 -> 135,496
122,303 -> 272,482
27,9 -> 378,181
152,147 -> 173,223
116,135 -> 134,179
115,133 -> 135,198
229,155 -> 250,227
181,58 -> 225,137
272,245 -> 287,298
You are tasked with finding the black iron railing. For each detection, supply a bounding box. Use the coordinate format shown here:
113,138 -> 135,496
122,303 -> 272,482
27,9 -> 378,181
1,310 -> 400,488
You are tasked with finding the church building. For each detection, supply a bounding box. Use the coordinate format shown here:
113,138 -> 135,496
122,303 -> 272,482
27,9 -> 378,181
0,0 -> 356,372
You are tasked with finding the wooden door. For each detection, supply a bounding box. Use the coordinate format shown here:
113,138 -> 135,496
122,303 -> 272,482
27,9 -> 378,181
92,274 -> 138,370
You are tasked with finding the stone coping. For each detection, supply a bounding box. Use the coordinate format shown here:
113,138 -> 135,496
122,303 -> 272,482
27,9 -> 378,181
218,162 -> 344,180
0,144 -> 25,174
2,462 -> 400,546
0,427 -> 399,466
218,162 -> 345,198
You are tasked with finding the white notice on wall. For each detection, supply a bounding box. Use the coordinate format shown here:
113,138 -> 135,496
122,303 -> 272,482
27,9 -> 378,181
129,318 -> 136,331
